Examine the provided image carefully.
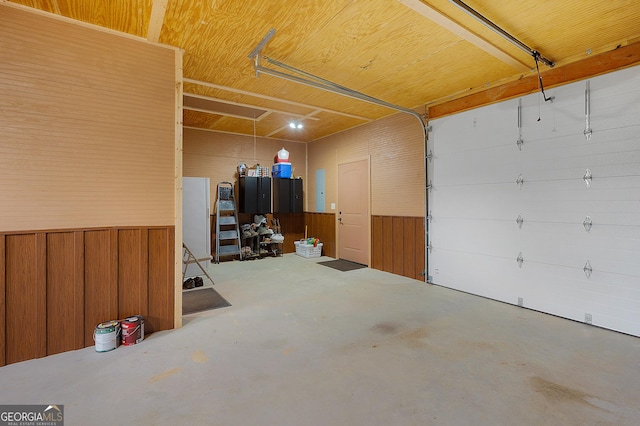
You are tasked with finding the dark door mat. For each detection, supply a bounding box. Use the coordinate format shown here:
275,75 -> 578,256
182,287 -> 231,315
317,259 -> 367,272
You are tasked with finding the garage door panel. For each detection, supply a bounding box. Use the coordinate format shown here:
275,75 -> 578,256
516,191 -> 640,224
431,100 -> 518,155
592,108 -> 640,132
433,145 -> 518,186
519,263 -> 589,318
521,263 -> 640,335
591,314 -> 640,338
519,225 -> 640,275
432,220 -> 640,276
430,250 -> 523,305
518,241 -> 589,271
432,184 -> 517,220
518,146 -> 640,182
434,187 -> 640,224
431,217 -> 519,259
591,67 -> 640,122
429,65 -> 640,337
521,104 -> 583,142
581,126 -> 639,154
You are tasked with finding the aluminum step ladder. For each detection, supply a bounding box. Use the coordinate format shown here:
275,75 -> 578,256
182,242 -> 215,285
215,182 -> 242,263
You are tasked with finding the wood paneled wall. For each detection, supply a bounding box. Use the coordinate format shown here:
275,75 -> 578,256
372,216 -> 425,281
307,113 -> 425,217
0,226 -> 174,366
229,212 -> 334,256
183,128 -> 307,212
274,213 -> 305,254
304,212 -> 336,259
0,7 -> 177,233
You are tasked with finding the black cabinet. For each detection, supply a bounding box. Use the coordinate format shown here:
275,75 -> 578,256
273,178 -> 303,213
239,177 -> 271,214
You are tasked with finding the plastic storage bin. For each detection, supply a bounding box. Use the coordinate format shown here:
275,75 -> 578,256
294,241 -> 323,258
272,162 -> 292,178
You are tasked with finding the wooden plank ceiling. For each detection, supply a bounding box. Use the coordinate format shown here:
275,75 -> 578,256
8,0 -> 640,142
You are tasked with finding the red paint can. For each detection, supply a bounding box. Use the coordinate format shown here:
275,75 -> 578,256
121,316 -> 144,346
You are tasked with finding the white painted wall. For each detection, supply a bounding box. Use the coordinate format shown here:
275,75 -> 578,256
429,65 -> 640,337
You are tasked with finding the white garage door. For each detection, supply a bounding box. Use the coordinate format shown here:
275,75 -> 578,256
428,65 -> 640,337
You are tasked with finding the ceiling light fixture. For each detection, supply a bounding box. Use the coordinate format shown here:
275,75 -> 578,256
289,121 -> 303,129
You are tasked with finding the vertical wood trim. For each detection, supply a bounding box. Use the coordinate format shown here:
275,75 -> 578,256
118,229 -> 149,319
6,234 -> 47,364
415,217 -> 426,280
371,216 -> 424,281
148,227 -> 175,334
392,217 -> 404,276
74,231 -> 85,349
174,48 -> 183,329
84,230 -> 119,346
47,232 -> 85,355
294,212 -> 305,253
35,233 -> 47,358
371,216 -> 383,270
168,227 -> 175,329
303,213 -> 336,259
382,217 -> 393,273
0,234 -> 5,367
278,212 -> 305,253
403,217 -> 416,280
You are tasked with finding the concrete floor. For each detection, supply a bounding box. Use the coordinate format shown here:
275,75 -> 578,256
1,254 -> 639,425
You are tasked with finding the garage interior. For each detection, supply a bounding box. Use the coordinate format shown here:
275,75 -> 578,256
1,1 -> 640,424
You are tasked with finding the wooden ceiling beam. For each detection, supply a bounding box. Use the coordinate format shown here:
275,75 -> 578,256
184,78 -> 373,122
183,92 -> 320,121
147,0 -> 167,43
429,41 -> 640,119
397,0 -> 531,72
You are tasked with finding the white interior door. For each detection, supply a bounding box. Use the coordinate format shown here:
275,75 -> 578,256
338,159 -> 369,265
429,65 -> 640,337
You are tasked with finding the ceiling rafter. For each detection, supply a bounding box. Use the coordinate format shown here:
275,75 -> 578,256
397,0 -> 531,72
183,105 -> 264,122
147,0 -> 167,43
184,78 -> 372,122
183,92 -> 320,121
183,126 -> 306,144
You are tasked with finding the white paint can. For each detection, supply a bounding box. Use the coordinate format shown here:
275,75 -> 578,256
94,320 -> 121,352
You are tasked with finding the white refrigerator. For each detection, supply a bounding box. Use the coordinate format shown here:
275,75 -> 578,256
182,177 -> 211,278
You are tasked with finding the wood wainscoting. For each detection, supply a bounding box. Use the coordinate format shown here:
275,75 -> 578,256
303,212 -> 336,259
0,226 -> 175,366
230,212 -> 336,258
372,216 -> 425,281
274,212 -> 304,254
273,212 -> 336,257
